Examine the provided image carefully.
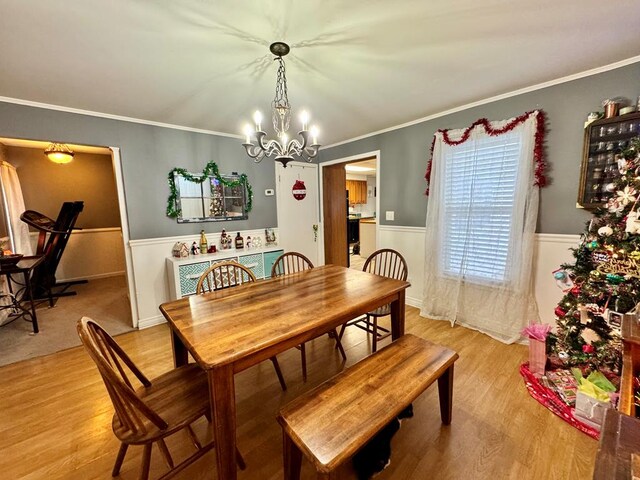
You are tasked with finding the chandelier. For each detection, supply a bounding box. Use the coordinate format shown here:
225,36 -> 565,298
242,42 -> 320,168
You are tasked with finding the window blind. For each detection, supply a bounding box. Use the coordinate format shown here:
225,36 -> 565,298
440,132 -> 522,283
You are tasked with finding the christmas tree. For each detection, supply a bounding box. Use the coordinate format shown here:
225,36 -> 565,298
549,137 -> 640,375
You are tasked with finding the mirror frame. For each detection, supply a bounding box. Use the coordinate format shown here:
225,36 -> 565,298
166,162 -> 253,223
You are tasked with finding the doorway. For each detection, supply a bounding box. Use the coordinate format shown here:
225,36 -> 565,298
0,137 -> 135,365
320,151 -> 380,268
275,161 -> 320,265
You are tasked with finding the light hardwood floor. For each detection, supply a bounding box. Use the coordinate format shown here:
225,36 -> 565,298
0,306 -> 596,479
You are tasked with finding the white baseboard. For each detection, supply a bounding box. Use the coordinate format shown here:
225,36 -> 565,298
58,270 -> 126,283
137,314 -> 166,330
406,295 -> 421,309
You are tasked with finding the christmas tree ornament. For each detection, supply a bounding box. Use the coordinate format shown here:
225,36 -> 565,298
625,210 -> 640,234
554,306 -> 567,317
570,285 -> 581,296
606,273 -> 624,285
581,327 -> 601,345
586,240 -> 599,250
552,269 -> 574,291
604,182 -> 617,193
598,226 -> 614,236
589,270 -> 602,280
617,185 -> 637,206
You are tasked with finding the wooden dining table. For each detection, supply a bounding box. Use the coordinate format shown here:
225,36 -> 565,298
159,264 -> 410,480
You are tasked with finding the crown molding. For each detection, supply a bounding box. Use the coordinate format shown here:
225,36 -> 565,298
0,96 -> 242,139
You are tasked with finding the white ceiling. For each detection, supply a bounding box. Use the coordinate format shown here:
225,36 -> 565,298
1,1 -> 639,145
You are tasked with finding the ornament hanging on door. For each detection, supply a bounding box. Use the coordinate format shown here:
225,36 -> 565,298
292,180 -> 307,201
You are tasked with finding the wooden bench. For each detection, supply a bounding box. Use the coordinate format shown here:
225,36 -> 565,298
277,333 -> 459,479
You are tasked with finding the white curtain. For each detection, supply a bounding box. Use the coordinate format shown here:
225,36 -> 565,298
421,113 -> 540,343
0,162 -> 33,256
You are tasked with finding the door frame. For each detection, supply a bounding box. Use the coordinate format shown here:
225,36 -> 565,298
109,147 -> 139,327
318,150 -> 380,265
274,160 -> 320,265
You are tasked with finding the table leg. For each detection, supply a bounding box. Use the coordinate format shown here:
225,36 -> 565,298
171,330 -> 188,368
390,289 -> 406,340
210,365 -> 237,480
437,364 -> 454,425
24,271 -> 39,334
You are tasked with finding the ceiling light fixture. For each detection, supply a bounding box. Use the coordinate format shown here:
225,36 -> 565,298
242,42 -> 320,168
44,142 -> 74,164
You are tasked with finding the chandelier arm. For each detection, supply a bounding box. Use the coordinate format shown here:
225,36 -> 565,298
243,143 -> 264,160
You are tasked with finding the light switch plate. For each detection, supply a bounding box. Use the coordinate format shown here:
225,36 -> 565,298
385,211 -> 394,221
265,189 -> 275,196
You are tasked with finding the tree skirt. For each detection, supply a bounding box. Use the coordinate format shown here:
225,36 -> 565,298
519,363 -> 600,440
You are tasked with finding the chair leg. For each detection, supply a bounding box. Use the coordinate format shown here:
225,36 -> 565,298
337,322 -> 347,343
270,356 -> 287,391
139,444 -> 152,480
331,328 -> 347,361
300,343 -> 307,380
157,438 -> 174,469
112,442 -> 128,477
371,315 -> 378,353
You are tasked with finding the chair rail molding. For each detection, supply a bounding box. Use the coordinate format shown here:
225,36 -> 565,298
376,225 -> 580,324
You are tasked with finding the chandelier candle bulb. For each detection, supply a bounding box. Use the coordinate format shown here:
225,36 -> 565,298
300,110 -> 309,130
253,111 -> 262,131
311,126 -> 319,145
243,124 -> 253,144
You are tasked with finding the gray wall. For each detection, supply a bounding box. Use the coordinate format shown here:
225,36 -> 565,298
0,103 -> 277,240
5,147 -> 120,229
320,62 -> 640,234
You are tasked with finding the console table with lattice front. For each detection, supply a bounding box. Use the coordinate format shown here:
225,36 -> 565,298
166,247 -> 283,299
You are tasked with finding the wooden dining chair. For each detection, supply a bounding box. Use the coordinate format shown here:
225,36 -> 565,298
271,252 -> 347,380
196,261 -> 288,391
77,317 -> 245,480
196,260 -> 256,293
338,248 -> 408,352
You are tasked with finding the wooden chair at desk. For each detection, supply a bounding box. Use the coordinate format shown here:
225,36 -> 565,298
77,317 -> 246,480
338,248 -> 408,352
271,252 -> 347,380
196,261 -> 288,391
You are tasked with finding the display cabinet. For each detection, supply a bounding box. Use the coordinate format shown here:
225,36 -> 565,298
577,112 -> 640,209
166,247 -> 284,299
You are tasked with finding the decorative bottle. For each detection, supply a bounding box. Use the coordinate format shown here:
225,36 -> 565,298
235,232 -> 244,249
199,230 -> 208,254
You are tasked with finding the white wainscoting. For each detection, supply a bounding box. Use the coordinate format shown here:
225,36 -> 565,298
29,227 -> 126,282
377,225 -> 580,325
129,228 -> 278,329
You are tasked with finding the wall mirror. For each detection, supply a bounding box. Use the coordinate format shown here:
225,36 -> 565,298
167,163 -> 252,223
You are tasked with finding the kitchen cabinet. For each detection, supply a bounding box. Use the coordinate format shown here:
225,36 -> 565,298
166,247 -> 284,299
359,218 -> 376,258
346,180 -> 367,205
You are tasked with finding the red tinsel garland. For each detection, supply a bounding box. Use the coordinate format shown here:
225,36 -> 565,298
424,110 -> 547,195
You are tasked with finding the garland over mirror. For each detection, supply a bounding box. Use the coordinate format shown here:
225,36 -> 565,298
166,161 -> 253,223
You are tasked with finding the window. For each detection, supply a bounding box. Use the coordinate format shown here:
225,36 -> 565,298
422,111 -> 544,343
440,130 -> 522,283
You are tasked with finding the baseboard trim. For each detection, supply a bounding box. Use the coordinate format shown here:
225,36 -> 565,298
57,271 -> 126,283
406,295 -> 421,309
138,315 -> 166,330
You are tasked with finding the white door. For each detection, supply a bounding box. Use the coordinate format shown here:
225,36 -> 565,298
276,161 -> 320,265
